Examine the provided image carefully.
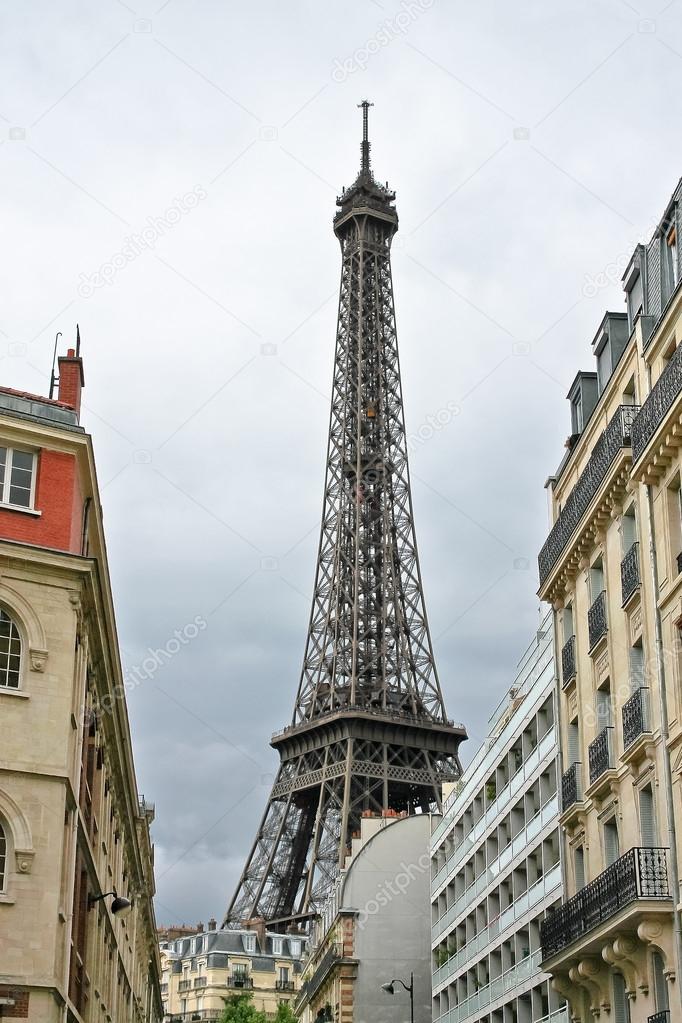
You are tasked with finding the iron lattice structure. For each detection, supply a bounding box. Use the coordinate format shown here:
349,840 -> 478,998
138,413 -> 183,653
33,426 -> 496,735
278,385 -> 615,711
224,103 -> 466,930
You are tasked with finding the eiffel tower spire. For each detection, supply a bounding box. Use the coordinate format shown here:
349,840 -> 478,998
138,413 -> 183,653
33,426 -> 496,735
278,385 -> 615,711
224,105 -> 466,930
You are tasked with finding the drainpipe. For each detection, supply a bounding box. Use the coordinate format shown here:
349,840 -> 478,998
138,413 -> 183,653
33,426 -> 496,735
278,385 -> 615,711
644,481 -> 682,1002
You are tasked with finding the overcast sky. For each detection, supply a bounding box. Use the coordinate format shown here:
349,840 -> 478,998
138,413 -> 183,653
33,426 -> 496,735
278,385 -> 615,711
2,0 -> 682,926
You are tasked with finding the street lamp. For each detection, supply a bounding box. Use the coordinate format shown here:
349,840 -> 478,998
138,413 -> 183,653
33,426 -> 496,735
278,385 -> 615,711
381,972 -> 414,1023
88,890 -> 133,918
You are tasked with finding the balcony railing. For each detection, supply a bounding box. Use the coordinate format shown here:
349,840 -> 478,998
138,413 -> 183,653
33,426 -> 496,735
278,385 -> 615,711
632,342 -> 682,462
227,975 -> 252,989
621,542 -> 641,604
295,944 -> 341,1008
541,846 -> 670,960
649,1011 -> 671,1023
167,1013 -> 221,1022
588,590 -> 608,650
178,979 -> 191,992
588,726 -> 613,784
538,405 -> 640,585
276,980 -> 295,991
193,976 -> 206,988
561,636 -> 576,687
623,687 -> 650,750
561,762 -> 582,811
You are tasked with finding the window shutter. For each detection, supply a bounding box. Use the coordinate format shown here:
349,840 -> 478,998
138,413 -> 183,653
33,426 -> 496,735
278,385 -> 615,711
574,846 -> 585,891
629,645 -> 645,692
604,820 -> 619,866
652,951 -> 669,1011
639,786 -> 657,848
612,973 -> 630,1023
567,723 -> 580,766
648,234 -> 662,318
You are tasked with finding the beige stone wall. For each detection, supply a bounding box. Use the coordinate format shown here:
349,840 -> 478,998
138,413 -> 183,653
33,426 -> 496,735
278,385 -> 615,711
0,419 -> 162,1022
541,297 -> 682,1020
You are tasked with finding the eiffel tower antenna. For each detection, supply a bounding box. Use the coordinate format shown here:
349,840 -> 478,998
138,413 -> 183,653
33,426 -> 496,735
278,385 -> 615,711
359,98 -> 373,175
223,104 -> 466,931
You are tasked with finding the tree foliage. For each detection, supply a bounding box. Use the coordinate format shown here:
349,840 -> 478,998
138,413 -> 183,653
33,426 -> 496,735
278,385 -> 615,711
218,992 -> 299,1023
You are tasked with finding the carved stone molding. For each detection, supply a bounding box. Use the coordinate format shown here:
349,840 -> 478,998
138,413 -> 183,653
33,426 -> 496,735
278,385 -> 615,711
29,647 -> 48,672
14,848 -> 34,874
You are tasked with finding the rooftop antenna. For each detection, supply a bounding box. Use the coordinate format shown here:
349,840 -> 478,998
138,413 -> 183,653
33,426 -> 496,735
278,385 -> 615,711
76,323 -> 81,357
358,99 -> 373,175
49,332 -> 62,399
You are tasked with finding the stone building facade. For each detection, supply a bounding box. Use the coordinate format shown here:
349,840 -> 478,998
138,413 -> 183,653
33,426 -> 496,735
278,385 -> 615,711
537,177 -> 682,1020
0,344 -> 162,1021
159,922 -> 305,1021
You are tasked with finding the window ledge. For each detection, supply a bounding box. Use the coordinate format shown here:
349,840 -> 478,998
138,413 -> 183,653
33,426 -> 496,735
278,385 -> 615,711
0,894 -> 16,905
0,687 -> 29,699
0,502 -> 41,517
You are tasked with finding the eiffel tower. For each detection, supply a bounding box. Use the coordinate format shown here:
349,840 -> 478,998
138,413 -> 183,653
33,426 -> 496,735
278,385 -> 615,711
224,102 -> 466,930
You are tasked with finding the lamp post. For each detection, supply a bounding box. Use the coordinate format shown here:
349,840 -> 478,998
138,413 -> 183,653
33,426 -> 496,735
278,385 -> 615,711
381,972 -> 414,1023
88,890 -> 133,918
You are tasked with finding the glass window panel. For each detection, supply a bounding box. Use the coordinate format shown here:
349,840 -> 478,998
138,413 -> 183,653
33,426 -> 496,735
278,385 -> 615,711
10,467 -> 32,488
11,450 -> 33,471
0,609 -> 21,688
9,486 -> 31,507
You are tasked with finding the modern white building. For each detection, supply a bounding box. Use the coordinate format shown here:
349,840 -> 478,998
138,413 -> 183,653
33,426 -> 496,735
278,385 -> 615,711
430,615 -> 567,1023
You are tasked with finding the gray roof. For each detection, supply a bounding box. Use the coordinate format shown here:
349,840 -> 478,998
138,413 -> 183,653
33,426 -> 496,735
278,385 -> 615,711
163,929 -> 306,964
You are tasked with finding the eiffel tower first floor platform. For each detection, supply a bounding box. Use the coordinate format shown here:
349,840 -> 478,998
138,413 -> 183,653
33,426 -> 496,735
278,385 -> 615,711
223,708 -> 467,931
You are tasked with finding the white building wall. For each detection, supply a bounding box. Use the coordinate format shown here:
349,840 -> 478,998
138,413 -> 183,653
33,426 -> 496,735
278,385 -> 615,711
430,615 -> 568,1023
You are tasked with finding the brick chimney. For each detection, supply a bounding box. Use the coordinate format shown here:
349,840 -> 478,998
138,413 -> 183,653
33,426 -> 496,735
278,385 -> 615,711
208,917 -> 217,931
58,347 -> 84,417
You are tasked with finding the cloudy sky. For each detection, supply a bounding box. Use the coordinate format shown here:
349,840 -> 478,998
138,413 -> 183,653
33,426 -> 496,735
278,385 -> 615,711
2,0 -> 682,925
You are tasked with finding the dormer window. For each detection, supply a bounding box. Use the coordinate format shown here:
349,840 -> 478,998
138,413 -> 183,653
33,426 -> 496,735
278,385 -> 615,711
665,225 -> 678,296
272,937 -> 283,955
626,270 -> 643,332
244,933 -> 256,953
289,939 -> 301,956
0,447 -> 36,510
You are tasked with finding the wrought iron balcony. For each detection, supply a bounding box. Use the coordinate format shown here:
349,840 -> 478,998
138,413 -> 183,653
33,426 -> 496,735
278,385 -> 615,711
632,342 -> 682,462
227,975 -> 253,989
561,636 -> 576,687
623,687 -> 650,750
621,542 -> 641,604
588,725 -> 613,784
193,976 -> 206,988
561,762 -> 582,811
541,847 -> 670,960
588,590 -> 608,650
648,1011 -> 671,1023
538,405 -> 640,586
276,980 -> 295,991
677,551 -> 682,575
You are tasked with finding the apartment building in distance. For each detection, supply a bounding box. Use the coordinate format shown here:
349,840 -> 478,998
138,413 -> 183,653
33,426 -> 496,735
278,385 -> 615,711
430,614 -> 567,1023
537,177 -> 682,1021
159,921 -> 305,1021
0,338 -> 163,1022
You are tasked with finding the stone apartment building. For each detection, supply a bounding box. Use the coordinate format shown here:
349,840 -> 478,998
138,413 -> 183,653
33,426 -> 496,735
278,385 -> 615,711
537,177 -> 682,1021
430,614 -> 567,1023
159,921 -> 305,1021
0,339 -> 162,1021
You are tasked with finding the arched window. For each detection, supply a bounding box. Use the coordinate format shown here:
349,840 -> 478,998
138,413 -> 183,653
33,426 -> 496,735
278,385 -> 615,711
0,821 -> 6,891
0,609 -> 21,689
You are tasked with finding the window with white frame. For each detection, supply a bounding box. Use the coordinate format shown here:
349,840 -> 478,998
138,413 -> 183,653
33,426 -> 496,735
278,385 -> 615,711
0,609 -> 21,689
0,447 -> 36,509
272,936 -> 283,955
